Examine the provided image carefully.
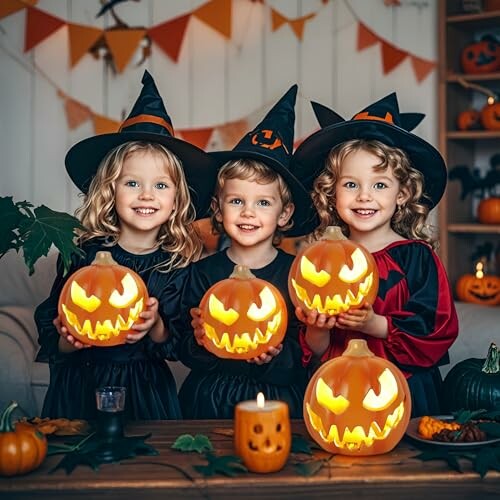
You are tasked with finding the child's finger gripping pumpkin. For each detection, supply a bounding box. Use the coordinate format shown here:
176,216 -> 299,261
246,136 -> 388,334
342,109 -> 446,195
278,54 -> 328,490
198,265 -> 287,360
288,226 -> 379,317
58,251 -> 149,347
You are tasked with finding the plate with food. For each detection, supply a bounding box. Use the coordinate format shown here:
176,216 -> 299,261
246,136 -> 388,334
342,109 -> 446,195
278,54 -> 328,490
405,415 -> 500,449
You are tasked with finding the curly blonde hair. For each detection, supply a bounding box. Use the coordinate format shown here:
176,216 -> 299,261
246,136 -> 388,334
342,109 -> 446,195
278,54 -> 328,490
210,158 -> 294,245
75,141 -> 202,270
311,139 -> 438,248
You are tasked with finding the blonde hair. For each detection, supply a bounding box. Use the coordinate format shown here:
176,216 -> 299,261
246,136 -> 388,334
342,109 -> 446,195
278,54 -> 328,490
210,158 -> 294,245
76,141 -> 202,270
312,139 -> 437,248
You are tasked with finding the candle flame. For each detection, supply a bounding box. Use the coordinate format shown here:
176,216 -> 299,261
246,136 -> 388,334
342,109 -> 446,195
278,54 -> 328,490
257,392 -> 265,408
475,261 -> 484,279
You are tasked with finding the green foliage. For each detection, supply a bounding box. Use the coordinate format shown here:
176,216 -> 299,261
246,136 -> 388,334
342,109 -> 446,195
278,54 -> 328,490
193,452 -> 247,477
0,196 -> 84,275
171,434 -> 214,454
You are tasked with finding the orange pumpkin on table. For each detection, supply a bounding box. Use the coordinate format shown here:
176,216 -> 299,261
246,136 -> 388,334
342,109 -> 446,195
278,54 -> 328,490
455,266 -> 500,306
58,251 -> 149,347
303,339 -> 411,456
288,226 -> 378,316
199,265 -> 287,360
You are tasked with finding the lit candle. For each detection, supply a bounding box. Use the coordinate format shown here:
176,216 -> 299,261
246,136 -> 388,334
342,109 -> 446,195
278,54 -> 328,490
234,392 -> 291,473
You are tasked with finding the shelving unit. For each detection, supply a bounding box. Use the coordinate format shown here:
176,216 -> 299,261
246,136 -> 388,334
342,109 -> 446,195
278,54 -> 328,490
438,1 -> 500,294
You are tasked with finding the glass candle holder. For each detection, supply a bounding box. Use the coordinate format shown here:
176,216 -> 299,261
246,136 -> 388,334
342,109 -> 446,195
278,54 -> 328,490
95,386 -> 126,440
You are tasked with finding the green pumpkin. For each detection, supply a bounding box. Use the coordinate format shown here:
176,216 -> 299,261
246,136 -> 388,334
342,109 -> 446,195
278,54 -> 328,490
443,343 -> 500,413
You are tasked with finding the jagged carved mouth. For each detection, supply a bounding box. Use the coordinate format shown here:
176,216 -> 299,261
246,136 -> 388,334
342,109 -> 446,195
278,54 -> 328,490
204,311 -> 282,353
305,401 -> 405,451
291,274 -> 374,315
61,298 -> 144,341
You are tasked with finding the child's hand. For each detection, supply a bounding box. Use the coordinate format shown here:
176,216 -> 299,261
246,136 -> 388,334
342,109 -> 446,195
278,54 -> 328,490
53,317 -> 90,350
128,297 -> 160,343
336,303 -> 375,332
295,306 -> 337,330
190,307 -> 208,347
247,344 -> 283,365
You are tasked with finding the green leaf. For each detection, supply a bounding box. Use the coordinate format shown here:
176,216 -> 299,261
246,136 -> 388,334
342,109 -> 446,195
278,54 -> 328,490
453,409 -> 488,425
414,450 -> 463,473
171,433 -> 214,453
193,453 -> 247,477
291,433 -> 314,455
473,447 -> 500,478
0,197 -> 30,255
294,459 -> 325,476
477,421 -> 500,438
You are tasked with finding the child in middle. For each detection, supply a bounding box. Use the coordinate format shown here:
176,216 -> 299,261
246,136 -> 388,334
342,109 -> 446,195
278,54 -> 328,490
174,85 -> 319,419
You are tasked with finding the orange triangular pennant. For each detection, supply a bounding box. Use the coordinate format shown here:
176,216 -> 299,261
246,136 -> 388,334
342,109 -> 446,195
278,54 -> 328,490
0,0 -> 37,20
24,6 -> 65,52
104,29 -> 146,73
271,8 -> 287,31
67,23 -> 103,67
193,0 -> 232,39
179,127 -> 214,150
217,119 -> 249,149
92,113 -> 121,135
410,54 -> 436,83
148,14 -> 190,62
381,40 -> 408,74
289,14 -> 314,41
357,22 -> 379,51
64,98 -> 91,130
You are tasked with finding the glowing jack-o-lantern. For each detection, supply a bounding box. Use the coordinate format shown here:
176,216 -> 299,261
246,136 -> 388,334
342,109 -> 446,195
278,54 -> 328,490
304,339 -> 411,456
455,261 -> 500,306
58,251 -> 148,346
199,265 -> 287,360
288,226 -> 379,316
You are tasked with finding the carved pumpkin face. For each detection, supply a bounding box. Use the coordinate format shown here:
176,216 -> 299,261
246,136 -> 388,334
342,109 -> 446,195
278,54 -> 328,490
461,38 -> 500,75
199,265 -> 287,360
288,226 -> 379,316
457,109 -> 480,131
58,251 -> 148,346
480,101 -> 500,130
304,340 -> 411,456
455,269 -> 500,306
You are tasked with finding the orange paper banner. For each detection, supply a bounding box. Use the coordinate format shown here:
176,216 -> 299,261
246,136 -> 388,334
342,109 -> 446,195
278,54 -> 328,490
92,113 -> 121,135
0,0 -> 37,20
64,98 -> 91,130
67,23 -> 102,67
271,9 -> 287,31
357,22 -> 379,51
410,55 -> 436,83
24,6 -> 65,52
104,29 -> 146,73
381,40 -> 407,74
289,14 -> 315,41
179,127 -> 214,150
194,0 -> 232,39
148,14 -> 190,63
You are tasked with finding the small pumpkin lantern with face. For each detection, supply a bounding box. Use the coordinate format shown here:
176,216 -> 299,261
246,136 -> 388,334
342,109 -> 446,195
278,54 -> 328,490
199,265 -> 287,360
58,251 -> 149,347
304,339 -> 411,456
461,36 -> 500,75
480,98 -> 500,130
455,261 -> 500,306
288,226 -> 379,316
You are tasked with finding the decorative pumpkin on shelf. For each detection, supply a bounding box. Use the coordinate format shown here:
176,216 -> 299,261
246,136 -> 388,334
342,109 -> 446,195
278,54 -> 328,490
480,98 -> 500,130
455,261 -> 500,306
442,343 -> 500,413
198,265 -> 287,360
477,197 -> 500,224
58,251 -> 149,346
303,339 -> 411,456
460,35 -> 500,75
0,401 -> 48,476
456,109 -> 481,131
288,226 -> 378,316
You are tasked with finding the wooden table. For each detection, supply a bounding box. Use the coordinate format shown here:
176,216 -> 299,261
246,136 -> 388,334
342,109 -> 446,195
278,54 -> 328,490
1,420 -> 499,499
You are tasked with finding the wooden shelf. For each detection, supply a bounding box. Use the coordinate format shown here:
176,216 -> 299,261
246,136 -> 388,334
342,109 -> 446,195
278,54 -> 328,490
447,130 -> 500,139
448,223 -> 500,234
447,10 -> 500,29
447,72 -> 500,82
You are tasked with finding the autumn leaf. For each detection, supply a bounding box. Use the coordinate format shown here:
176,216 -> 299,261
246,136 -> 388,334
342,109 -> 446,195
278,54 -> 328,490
473,447 -> 500,478
414,449 -> 463,473
193,453 -> 247,477
291,433 -> 315,455
171,433 -> 214,453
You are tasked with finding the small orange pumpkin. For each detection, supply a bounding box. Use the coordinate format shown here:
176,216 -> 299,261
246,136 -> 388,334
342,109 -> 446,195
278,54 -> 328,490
303,339 -> 411,456
288,226 -> 379,316
456,109 -> 481,131
0,401 -> 48,476
477,197 -> 500,224
58,251 -> 149,347
194,218 -> 220,255
456,270 -> 500,306
480,100 -> 500,130
199,265 -> 287,360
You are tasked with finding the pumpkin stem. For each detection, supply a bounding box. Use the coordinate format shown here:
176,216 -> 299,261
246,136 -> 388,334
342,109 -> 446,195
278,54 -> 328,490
321,226 -> 347,241
0,401 -> 18,433
92,251 -> 118,266
342,339 -> 374,358
482,343 -> 499,374
229,265 -> 256,280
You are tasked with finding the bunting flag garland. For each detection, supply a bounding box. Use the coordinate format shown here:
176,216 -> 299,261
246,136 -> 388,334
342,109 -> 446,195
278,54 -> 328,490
270,9 -> 316,41
193,0 -> 232,39
24,5 -> 65,52
67,23 -> 103,67
0,0 -> 36,20
148,14 -> 190,63
104,28 -> 146,73
92,113 -> 121,135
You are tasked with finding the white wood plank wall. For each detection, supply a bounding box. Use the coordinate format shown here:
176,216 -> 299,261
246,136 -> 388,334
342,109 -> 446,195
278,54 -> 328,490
0,0 -> 438,217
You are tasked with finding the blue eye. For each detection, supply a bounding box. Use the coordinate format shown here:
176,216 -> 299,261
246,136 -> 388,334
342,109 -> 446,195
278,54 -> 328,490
258,200 -> 271,207
125,180 -> 138,187
229,198 -> 242,205
344,181 -> 356,189
155,182 -> 168,190
374,182 -> 387,189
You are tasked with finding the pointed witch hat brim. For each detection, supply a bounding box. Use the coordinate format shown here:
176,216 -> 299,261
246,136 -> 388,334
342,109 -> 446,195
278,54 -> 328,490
210,84 -> 319,237
292,93 -> 446,208
65,70 -> 218,218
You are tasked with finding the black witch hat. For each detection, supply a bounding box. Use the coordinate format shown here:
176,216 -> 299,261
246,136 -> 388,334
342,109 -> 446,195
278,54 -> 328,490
210,84 -> 318,236
65,70 -> 217,218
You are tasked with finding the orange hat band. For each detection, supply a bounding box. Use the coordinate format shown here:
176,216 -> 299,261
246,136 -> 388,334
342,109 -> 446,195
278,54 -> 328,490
353,111 -> 394,124
120,114 -> 174,136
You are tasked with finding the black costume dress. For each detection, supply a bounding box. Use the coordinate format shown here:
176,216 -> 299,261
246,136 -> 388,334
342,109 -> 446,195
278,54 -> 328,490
300,240 -> 459,417
175,249 -> 307,419
35,239 -> 184,420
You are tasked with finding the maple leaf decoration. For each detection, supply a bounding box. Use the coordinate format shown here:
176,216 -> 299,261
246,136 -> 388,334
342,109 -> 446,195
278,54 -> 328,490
0,197 -> 84,275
